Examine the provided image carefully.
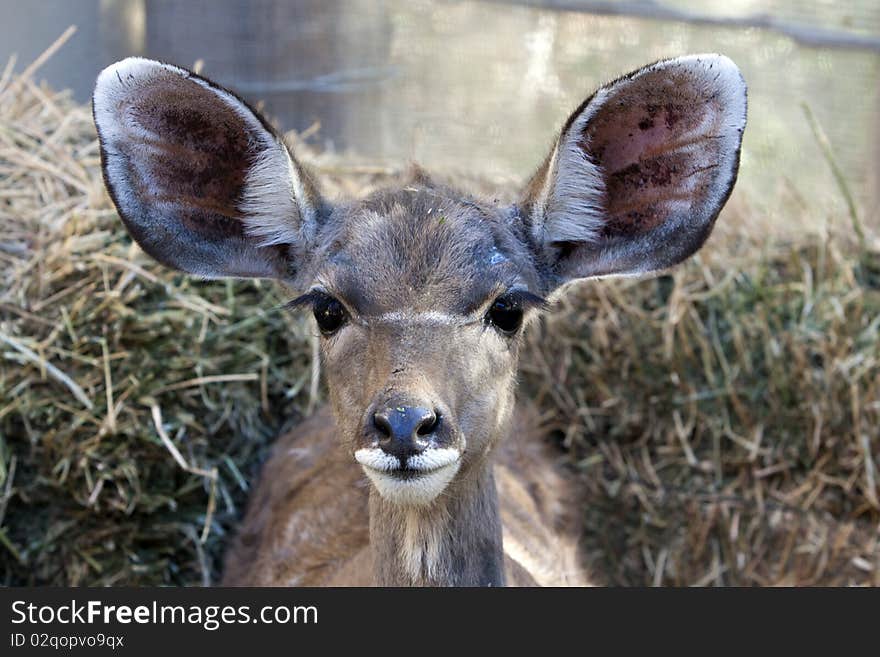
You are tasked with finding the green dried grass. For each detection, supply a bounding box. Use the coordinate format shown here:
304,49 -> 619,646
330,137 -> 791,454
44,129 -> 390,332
1,41 -> 878,586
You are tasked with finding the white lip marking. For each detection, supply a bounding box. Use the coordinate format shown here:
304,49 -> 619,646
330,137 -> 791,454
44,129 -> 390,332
354,447 -> 462,506
354,448 -> 400,472
407,448 -> 460,471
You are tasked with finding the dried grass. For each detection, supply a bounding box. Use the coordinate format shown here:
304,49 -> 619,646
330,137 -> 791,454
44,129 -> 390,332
523,216 -> 880,585
0,41 -> 877,586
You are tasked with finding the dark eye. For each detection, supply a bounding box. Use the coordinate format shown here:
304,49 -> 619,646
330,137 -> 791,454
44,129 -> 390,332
485,295 -> 524,335
313,295 -> 347,335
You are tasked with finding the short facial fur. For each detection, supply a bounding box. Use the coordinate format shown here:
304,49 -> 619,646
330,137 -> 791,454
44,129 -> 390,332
303,185 -> 544,505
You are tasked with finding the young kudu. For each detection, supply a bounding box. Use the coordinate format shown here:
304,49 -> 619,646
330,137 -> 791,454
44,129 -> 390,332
93,54 -> 746,586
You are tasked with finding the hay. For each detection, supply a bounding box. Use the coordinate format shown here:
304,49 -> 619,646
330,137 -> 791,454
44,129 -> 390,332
522,228 -> 880,585
0,41 -> 877,586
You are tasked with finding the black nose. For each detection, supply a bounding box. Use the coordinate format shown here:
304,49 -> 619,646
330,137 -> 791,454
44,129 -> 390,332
372,405 -> 439,460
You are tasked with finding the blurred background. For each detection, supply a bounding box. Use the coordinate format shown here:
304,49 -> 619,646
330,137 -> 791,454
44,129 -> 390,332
2,0 -> 878,228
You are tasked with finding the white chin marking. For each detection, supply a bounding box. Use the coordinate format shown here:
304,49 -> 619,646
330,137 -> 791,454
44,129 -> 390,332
363,463 -> 460,506
355,447 -> 462,506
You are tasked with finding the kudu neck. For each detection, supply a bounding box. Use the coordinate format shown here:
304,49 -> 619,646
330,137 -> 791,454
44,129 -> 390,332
369,458 -> 505,586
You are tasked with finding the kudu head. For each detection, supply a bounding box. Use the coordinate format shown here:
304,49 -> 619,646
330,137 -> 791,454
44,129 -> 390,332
93,55 -> 746,508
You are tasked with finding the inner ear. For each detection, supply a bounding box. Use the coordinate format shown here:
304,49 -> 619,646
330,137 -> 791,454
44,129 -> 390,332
93,58 -> 320,281
522,54 -> 747,282
582,64 -> 736,239
122,75 -> 255,237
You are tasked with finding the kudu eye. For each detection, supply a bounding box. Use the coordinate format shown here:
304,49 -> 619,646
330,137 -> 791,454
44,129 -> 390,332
313,295 -> 347,335
485,295 -> 524,335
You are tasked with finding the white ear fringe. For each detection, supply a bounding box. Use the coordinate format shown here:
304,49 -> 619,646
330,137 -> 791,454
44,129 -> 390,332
240,144 -> 315,248
531,93 -> 609,247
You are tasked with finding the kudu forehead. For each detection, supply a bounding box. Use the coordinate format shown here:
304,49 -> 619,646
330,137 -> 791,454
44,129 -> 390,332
315,188 -> 537,315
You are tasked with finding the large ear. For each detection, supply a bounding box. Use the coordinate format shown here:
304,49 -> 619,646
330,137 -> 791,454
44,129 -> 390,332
521,54 -> 747,287
93,58 -> 320,281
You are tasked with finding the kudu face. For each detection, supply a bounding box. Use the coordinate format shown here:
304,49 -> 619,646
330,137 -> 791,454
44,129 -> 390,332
303,190 -> 544,504
93,55 -> 746,507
